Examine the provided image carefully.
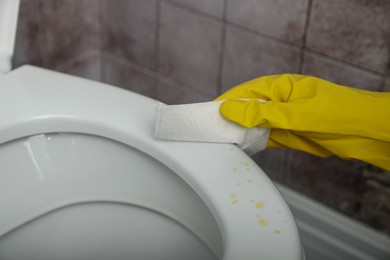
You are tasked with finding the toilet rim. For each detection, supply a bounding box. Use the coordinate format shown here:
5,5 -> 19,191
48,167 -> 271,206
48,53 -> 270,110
0,65 -> 302,259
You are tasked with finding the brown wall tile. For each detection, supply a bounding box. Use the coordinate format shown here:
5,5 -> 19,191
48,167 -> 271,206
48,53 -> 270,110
103,54 -> 156,98
156,77 -> 213,104
40,0 -> 99,69
165,0 -> 225,18
159,2 -> 223,96
103,0 -> 157,70
221,26 -> 300,92
302,52 -> 384,91
13,1 -> 44,68
19,0 -> 40,9
56,49 -> 101,82
251,149 -> 290,183
288,151 -> 366,215
227,0 -> 309,45
306,0 -> 390,74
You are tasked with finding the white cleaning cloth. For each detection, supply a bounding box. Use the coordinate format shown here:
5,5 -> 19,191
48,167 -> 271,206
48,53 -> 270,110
154,100 -> 270,155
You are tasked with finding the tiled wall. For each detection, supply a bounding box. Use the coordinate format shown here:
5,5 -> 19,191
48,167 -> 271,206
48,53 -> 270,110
14,0 -> 390,234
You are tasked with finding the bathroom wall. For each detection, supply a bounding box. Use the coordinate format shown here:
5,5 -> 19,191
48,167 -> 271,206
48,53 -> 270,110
14,0 -> 390,234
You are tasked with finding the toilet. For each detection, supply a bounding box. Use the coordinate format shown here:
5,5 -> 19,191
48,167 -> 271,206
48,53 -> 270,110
0,1 -> 303,259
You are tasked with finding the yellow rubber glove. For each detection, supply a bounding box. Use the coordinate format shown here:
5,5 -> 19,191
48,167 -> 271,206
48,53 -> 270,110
215,74 -> 390,171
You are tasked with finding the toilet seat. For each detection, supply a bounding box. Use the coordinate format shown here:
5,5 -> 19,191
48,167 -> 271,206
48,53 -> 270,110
0,65 -> 303,259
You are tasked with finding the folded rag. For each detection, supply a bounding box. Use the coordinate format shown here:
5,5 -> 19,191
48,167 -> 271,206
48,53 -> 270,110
154,101 -> 270,155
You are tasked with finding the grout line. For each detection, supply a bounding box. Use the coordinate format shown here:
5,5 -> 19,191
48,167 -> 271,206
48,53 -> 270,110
157,73 -> 215,99
381,45 -> 390,91
298,0 -> 385,77
298,0 -> 313,73
37,0 -> 49,68
53,49 -> 100,71
97,0 -> 105,82
162,0 -> 223,23
162,0 -> 300,51
105,52 -> 214,98
226,21 -> 301,50
153,0 -> 162,98
154,0 -> 161,73
158,71 -> 216,98
285,150 -> 293,185
381,65 -> 390,92
305,49 -> 386,77
107,53 -> 157,79
216,0 -> 229,96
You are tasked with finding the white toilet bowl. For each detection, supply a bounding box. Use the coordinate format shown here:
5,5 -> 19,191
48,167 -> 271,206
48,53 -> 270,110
0,65 -> 303,259
1,1 -> 303,258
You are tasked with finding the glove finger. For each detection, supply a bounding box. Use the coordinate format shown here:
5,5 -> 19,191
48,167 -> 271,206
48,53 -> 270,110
215,74 -> 305,102
219,99 -> 333,157
220,98 -> 294,129
219,99 -> 269,128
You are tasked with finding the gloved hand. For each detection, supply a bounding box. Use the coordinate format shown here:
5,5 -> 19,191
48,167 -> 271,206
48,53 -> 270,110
215,74 -> 390,171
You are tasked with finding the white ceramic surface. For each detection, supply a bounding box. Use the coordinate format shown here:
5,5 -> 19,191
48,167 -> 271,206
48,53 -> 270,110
0,133 -> 222,259
0,65 -> 303,259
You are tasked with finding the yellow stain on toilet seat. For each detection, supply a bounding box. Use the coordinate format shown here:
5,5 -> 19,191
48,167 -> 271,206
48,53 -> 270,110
229,193 -> 238,205
256,201 -> 264,209
258,218 -> 268,226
